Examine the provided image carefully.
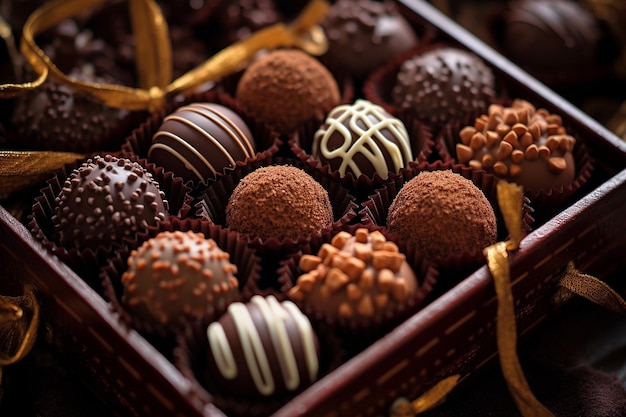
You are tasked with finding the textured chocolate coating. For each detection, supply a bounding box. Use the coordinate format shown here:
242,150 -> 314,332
121,231 -> 239,329
392,47 -> 495,126
321,0 -> 418,79
148,103 -> 256,183
455,99 -> 576,192
313,99 -> 413,179
226,165 -> 333,240
386,170 -> 497,259
288,228 -> 418,320
205,295 -> 319,399
500,0 -> 601,74
235,49 -> 340,134
10,74 -> 128,152
52,155 -> 168,251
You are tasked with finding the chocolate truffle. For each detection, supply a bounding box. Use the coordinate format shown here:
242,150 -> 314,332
235,49 -> 340,134
10,72 -> 128,153
386,170 -> 497,259
321,0 -> 418,79
499,0 -> 602,75
391,47 -> 495,126
52,155 -> 168,251
288,228 -> 418,321
225,165 -> 333,241
205,295 -> 320,399
121,230 -> 239,330
148,102 -> 256,183
455,99 -> 576,192
312,99 -> 413,179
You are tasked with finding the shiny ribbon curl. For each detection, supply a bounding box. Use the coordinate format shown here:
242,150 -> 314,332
484,181 -> 555,417
0,285 -> 40,366
6,0 -> 330,112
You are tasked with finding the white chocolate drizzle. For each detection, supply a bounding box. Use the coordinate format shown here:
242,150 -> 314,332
313,99 -> 413,178
206,295 -> 319,396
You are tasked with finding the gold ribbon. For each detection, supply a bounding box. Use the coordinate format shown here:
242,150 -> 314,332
0,285 -> 39,366
484,181 -> 555,417
12,0 -> 329,112
388,375 -> 461,416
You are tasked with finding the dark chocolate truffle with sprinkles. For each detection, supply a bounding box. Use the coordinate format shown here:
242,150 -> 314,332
392,47 -> 495,126
121,230 -> 240,330
52,154 -> 168,251
321,0 -> 418,79
148,102 -> 256,183
10,72 -> 129,153
204,294 -> 320,399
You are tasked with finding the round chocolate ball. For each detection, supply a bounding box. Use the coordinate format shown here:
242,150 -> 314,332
386,170 -> 498,259
288,228 -> 418,322
312,99 -> 413,180
148,102 -> 256,183
321,0 -> 418,79
205,294 -> 320,399
500,0 -> 602,74
52,154 -> 168,251
391,47 -> 495,126
121,230 -> 240,330
455,99 -> 576,193
235,49 -> 340,135
225,165 -> 333,241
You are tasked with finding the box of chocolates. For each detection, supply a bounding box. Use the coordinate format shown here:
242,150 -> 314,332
1,0 -> 626,416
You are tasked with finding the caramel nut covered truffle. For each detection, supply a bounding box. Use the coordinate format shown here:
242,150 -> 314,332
121,230 -> 240,330
321,0 -> 419,79
235,49 -> 340,135
204,294 -> 320,399
392,47 -> 495,126
52,155 -> 168,251
288,228 -> 418,321
313,99 -> 413,180
148,102 -> 256,183
455,99 -> 576,192
225,165 -> 334,241
386,170 -> 498,259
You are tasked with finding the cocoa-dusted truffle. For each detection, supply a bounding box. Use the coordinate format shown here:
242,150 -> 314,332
10,73 -> 129,152
386,170 -> 497,259
455,99 -> 576,192
313,99 -> 413,179
235,49 -> 340,134
288,228 -> 418,321
499,0 -> 602,75
121,231 -> 239,330
148,102 -> 256,183
226,165 -> 333,241
392,47 -> 495,126
205,295 -> 320,399
321,0 -> 418,79
52,154 -> 168,251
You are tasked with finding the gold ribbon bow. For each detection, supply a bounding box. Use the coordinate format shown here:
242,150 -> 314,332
0,285 -> 39,366
9,0 -> 329,112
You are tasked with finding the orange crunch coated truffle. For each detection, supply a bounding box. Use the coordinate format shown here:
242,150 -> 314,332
235,49 -> 341,134
288,228 -> 418,321
386,170 -> 497,259
225,165 -> 334,240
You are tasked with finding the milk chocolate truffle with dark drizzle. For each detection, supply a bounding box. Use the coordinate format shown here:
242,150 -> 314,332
148,102 -> 256,183
288,228 -> 418,322
204,295 -> 320,399
321,0 -> 418,79
499,0 -> 602,75
121,230 -> 240,330
455,99 -> 576,193
235,49 -> 340,135
386,170 -> 498,259
226,165 -> 333,241
52,155 -> 168,251
391,47 -> 495,126
313,99 -> 413,180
